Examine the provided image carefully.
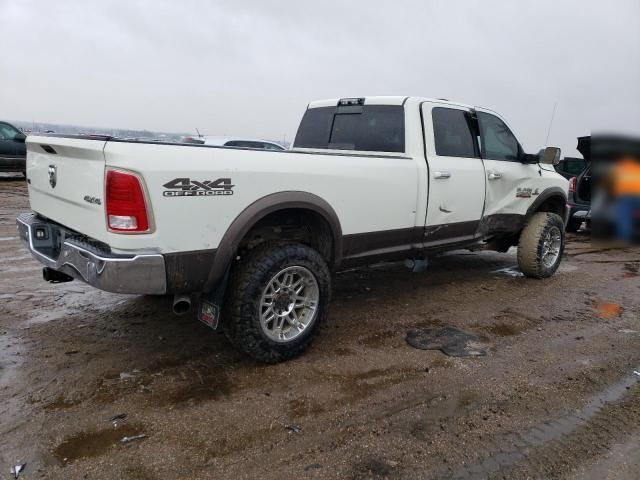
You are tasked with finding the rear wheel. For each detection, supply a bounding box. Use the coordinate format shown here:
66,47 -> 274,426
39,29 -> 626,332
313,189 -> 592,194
223,241 -> 331,363
517,212 -> 565,278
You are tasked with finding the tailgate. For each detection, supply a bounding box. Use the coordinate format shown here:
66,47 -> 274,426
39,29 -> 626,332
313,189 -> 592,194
26,135 -> 109,243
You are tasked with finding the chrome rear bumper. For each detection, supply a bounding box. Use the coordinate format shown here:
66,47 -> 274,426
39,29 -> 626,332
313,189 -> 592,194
16,213 -> 166,295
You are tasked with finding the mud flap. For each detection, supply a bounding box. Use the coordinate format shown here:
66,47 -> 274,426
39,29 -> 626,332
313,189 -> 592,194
197,265 -> 231,331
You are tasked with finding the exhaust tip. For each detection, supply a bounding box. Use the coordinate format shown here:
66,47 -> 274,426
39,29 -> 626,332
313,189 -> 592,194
172,295 -> 192,315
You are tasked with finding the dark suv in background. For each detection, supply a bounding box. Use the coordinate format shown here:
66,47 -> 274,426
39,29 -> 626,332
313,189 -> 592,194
555,156 -> 587,180
0,121 -> 27,176
566,136 -> 591,232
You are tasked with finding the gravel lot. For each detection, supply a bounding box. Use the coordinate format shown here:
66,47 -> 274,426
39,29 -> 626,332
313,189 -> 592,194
1,175 -> 639,479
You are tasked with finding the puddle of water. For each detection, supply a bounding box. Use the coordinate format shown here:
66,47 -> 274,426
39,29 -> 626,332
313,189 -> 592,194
98,356 -> 238,408
53,424 -> 145,464
23,290 -> 99,325
0,236 -> 19,242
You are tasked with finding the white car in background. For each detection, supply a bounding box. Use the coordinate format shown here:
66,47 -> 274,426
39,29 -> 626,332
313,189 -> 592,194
182,135 -> 286,151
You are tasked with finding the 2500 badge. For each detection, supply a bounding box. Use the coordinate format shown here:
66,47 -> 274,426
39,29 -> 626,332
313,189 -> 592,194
163,178 -> 234,197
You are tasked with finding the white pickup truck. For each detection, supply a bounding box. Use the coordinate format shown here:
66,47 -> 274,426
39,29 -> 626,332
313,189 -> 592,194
18,96 -> 568,362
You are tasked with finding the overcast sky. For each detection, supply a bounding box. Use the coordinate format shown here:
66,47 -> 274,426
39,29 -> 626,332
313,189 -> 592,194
2,0 -> 639,155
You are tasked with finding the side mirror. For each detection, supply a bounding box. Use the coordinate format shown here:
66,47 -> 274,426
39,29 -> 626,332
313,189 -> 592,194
540,146 -> 561,166
13,132 -> 26,143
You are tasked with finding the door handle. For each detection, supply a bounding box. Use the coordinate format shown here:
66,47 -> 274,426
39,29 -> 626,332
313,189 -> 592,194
488,172 -> 502,180
433,171 -> 451,179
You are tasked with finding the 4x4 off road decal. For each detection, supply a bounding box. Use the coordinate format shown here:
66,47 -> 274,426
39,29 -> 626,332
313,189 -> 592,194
163,178 -> 234,197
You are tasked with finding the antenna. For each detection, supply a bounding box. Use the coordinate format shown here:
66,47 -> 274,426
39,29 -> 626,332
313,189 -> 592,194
195,128 -> 202,138
544,102 -> 557,146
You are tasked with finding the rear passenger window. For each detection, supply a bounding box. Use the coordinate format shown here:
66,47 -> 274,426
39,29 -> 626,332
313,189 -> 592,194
432,108 -> 478,158
293,105 -> 405,153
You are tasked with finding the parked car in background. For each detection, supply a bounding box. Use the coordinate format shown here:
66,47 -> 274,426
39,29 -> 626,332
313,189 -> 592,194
182,135 -> 286,151
566,136 -> 591,232
555,156 -> 587,180
0,121 -> 27,176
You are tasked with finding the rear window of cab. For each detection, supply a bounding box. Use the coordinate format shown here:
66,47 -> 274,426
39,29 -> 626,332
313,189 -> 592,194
293,105 -> 405,153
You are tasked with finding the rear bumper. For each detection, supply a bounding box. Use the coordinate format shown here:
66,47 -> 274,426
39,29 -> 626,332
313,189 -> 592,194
568,200 -> 591,222
16,213 -> 167,295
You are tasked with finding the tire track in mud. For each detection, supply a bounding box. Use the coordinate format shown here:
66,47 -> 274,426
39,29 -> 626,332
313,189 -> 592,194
433,370 -> 640,479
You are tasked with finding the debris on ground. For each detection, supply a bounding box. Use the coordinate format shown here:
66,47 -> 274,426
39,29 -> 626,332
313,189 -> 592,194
490,266 -> 524,277
10,464 -> 25,479
405,326 -> 488,357
594,302 -> 623,319
285,424 -> 302,434
120,434 -> 147,443
109,413 -> 127,422
119,370 -> 141,380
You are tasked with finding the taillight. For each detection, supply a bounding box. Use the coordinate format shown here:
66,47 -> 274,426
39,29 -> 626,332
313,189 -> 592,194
106,169 -> 150,232
568,176 -> 577,194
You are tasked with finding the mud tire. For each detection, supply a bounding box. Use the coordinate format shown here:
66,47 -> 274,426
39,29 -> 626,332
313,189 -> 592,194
223,241 -> 331,363
517,212 -> 565,278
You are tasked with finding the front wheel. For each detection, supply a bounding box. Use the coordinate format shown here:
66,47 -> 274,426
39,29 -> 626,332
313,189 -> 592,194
223,241 -> 331,363
517,212 -> 565,278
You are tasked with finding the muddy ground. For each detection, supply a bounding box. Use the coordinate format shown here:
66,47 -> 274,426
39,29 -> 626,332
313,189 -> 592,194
1,175 -> 639,479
